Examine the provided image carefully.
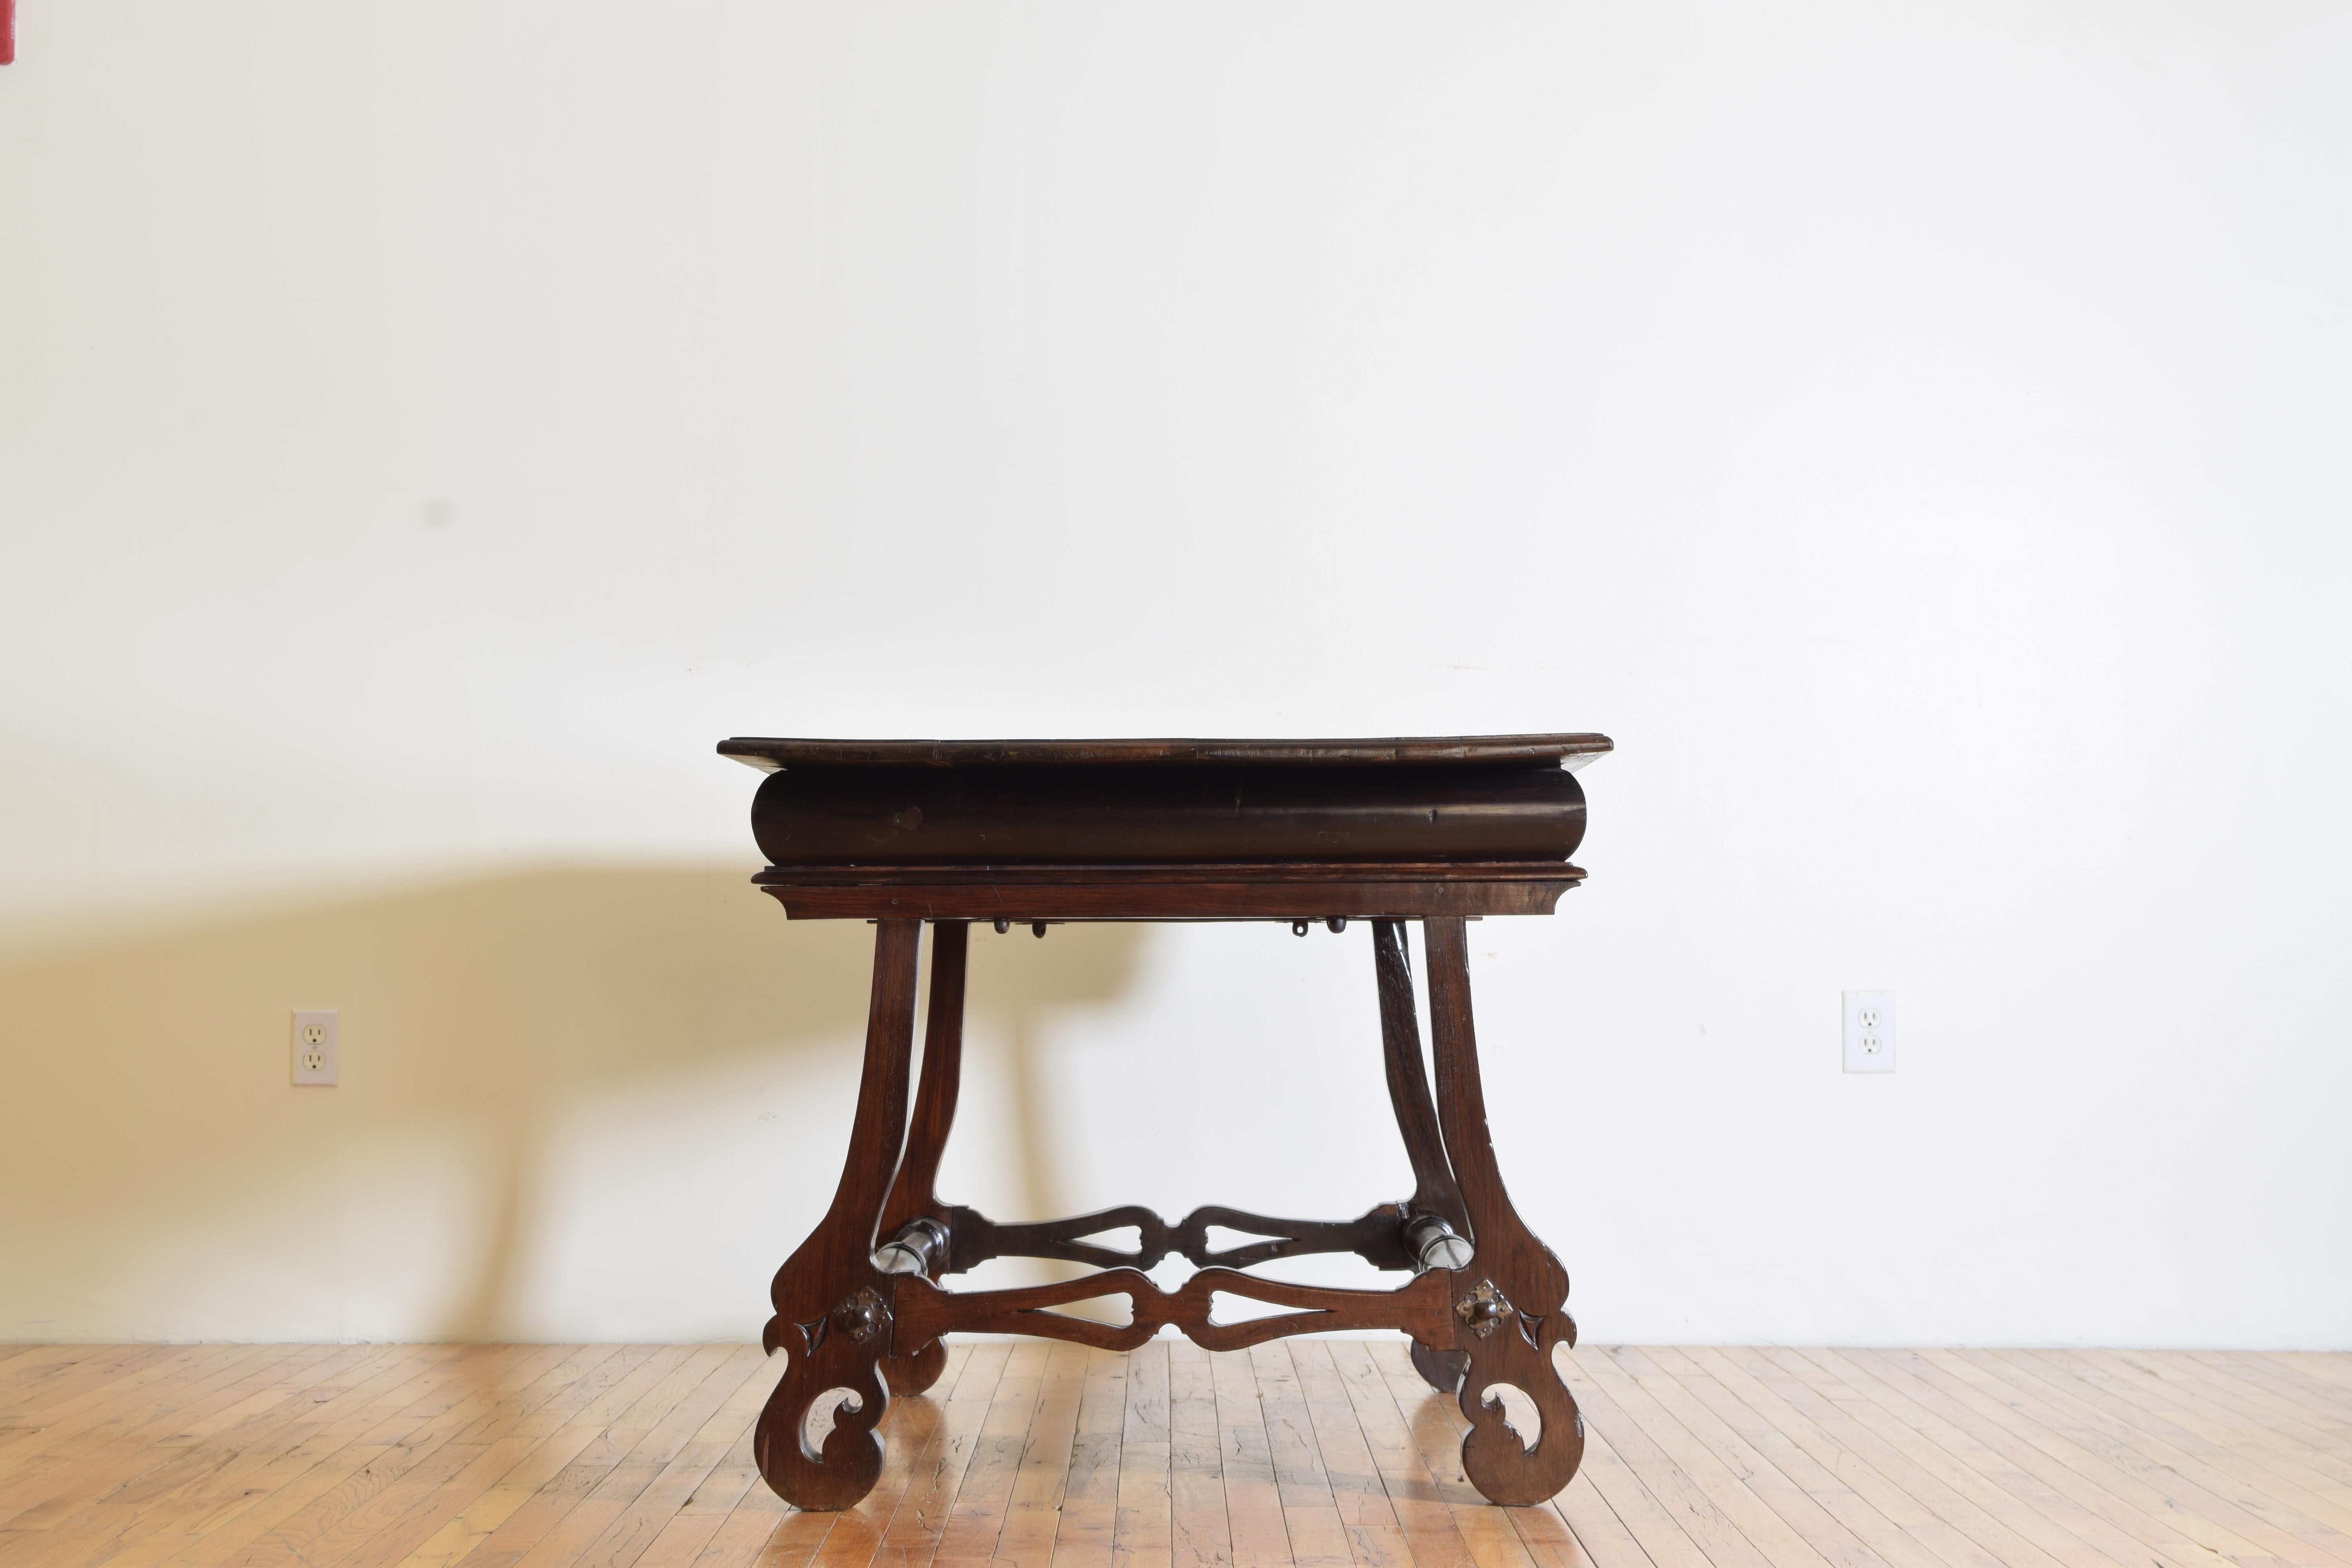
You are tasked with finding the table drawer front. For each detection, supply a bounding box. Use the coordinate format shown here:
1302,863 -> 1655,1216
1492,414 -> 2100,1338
751,762 -> 1585,867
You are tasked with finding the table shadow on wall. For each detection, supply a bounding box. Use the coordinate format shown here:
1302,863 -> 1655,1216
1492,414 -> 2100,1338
0,867 -> 1147,1341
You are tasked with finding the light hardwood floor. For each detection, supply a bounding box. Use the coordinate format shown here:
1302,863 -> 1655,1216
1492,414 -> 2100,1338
1,1339 -> 2347,1568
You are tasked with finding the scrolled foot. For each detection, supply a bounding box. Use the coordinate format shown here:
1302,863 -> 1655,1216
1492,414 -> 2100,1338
1410,1338 -> 1468,1393
1453,1277 -> 1584,1506
882,1338 -> 948,1395
753,1293 -> 896,1511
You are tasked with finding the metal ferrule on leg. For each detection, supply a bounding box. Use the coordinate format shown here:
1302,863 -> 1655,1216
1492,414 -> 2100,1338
873,1216 -> 950,1276
1404,1211 -> 1474,1272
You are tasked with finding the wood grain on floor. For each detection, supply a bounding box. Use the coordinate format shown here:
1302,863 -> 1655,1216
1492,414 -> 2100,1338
1,1340 -> 2347,1568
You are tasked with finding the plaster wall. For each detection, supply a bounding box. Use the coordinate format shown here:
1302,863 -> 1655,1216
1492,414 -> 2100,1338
2,2 -> 2347,1345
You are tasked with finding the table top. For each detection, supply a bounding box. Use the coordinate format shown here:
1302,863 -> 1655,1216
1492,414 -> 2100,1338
718,733 -> 1613,772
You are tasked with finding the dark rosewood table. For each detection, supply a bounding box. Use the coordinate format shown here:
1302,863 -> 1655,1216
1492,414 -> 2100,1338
719,733 -> 1611,1510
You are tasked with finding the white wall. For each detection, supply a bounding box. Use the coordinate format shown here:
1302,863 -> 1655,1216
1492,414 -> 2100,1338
3,1 -> 2348,1347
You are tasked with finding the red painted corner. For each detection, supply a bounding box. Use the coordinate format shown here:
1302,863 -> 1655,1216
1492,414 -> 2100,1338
2,0 -> 15,65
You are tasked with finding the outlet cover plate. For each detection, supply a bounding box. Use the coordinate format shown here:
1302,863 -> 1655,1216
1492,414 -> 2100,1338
292,1010 -> 339,1086
1843,990 -> 1895,1073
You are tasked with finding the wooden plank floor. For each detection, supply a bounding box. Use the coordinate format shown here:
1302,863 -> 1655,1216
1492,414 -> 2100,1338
2,1341 -> 2348,1568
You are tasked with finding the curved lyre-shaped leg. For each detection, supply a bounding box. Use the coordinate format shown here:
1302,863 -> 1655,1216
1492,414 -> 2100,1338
877,920 -> 969,1395
1424,916 -> 1585,1507
752,920 -> 923,1512
1372,919 -> 1472,1393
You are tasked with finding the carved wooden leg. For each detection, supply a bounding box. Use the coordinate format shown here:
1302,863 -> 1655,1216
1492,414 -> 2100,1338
1373,919 -> 1474,1393
876,920 -> 968,1395
1424,916 -> 1584,1506
753,919 -> 924,1512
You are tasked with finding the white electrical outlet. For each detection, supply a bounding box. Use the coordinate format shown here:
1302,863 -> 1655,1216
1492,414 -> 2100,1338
1842,991 -> 1895,1073
292,1010 -> 339,1086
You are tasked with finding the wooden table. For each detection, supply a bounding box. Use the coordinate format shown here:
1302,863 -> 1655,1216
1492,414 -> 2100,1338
718,734 -> 1611,1510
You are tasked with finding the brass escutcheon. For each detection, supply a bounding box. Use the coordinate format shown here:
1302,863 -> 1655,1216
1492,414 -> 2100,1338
831,1285 -> 891,1344
1455,1278 -> 1513,1338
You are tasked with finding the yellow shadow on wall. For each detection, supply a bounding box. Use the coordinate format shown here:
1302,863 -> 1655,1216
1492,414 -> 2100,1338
0,867 -> 1147,1342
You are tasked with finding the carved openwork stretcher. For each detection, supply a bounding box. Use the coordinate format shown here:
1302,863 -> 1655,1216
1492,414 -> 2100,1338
718,733 -> 1611,1510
